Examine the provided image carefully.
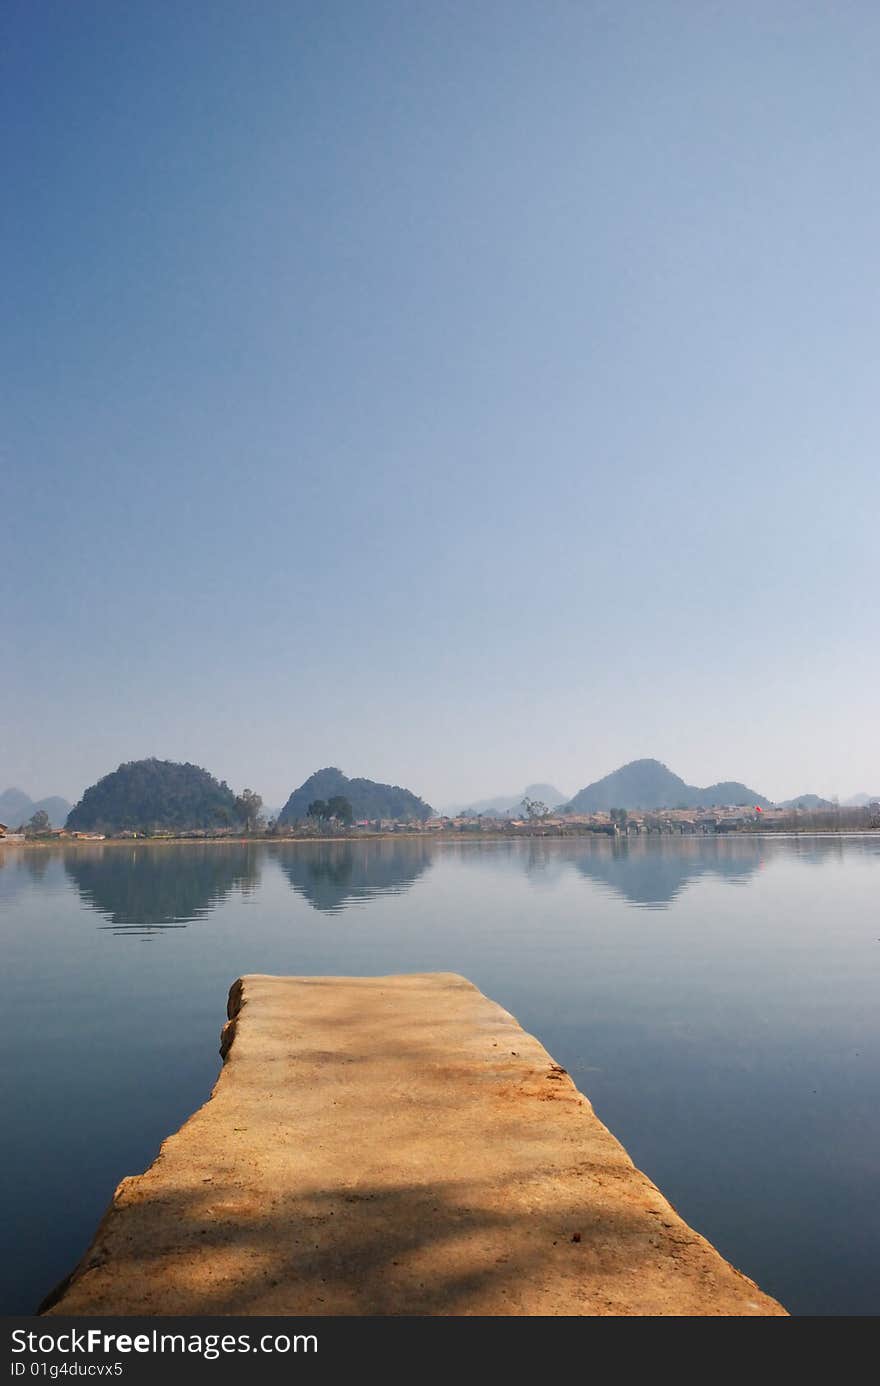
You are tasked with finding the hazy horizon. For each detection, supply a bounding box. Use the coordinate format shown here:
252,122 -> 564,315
3,752 -> 877,818
4,4 -> 878,809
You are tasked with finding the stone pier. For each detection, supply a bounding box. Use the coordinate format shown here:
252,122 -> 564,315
43,973 -> 786,1316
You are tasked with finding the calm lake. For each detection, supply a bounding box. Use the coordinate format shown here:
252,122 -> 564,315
2,834 -> 878,1316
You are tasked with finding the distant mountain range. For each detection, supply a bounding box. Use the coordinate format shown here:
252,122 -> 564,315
443,783 -> 568,818
777,793 -> 877,809
5,764 -> 876,834
0,787 -> 71,828
279,768 -> 433,824
779,794 -> 834,810
563,760 -> 770,813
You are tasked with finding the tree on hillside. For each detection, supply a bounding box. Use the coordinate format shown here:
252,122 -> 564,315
327,795 -> 353,826
307,799 -> 329,821
26,809 -> 51,835
235,789 -> 263,832
521,797 -> 549,822
279,768 -> 433,824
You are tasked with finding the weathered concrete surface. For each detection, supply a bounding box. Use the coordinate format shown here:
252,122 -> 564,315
43,974 -> 786,1316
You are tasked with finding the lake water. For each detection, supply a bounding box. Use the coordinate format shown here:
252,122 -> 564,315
2,834 -> 878,1317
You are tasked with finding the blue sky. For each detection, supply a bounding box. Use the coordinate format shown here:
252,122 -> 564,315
3,1 -> 878,809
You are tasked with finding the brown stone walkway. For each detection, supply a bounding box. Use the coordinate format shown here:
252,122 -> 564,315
44,973 -> 786,1316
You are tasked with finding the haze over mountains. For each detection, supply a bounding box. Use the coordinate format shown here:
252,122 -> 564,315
563,760 -> 770,813
446,763 -> 861,815
0,788 -> 71,828
4,756 -> 874,835
443,784 -> 568,818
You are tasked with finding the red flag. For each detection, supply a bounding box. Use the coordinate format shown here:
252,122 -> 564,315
755,805 -> 763,813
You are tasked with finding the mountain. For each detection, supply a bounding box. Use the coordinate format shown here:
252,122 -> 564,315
66,759 -> 242,832
780,794 -> 834,810
34,796 -> 72,826
0,788 -> 72,828
844,793 -> 880,807
444,783 -> 568,817
278,768 -> 433,824
442,794 -> 513,816
564,759 -> 769,813
0,788 -> 35,826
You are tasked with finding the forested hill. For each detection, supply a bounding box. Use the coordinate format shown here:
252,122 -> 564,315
66,759 -> 242,831
565,759 -> 769,812
279,768 -> 433,823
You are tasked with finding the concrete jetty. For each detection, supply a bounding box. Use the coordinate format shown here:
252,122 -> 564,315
43,973 -> 786,1316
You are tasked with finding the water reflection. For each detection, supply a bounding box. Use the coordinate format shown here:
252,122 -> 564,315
566,837 -> 764,908
0,848 -> 66,903
456,836 -> 766,907
22,852 -> 51,882
63,844 -> 261,938
7,834 -> 874,938
276,839 -> 433,914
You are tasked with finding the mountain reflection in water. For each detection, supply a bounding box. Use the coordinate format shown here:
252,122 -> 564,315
63,844 -> 261,937
2,832 -> 862,938
562,837 -> 763,908
277,838 -> 434,914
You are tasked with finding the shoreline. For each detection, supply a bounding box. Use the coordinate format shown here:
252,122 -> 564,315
3,827 -> 879,851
